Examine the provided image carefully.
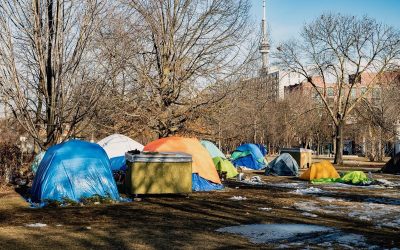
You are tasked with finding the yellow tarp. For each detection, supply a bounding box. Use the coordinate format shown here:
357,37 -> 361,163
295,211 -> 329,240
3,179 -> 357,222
300,160 -> 340,180
144,137 -> 221,184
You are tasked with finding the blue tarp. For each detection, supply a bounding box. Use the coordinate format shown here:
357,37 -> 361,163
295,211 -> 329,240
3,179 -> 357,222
110,156 -> 127,171
192,173 -> 224,192
30,140 -> 120,203
232,143 -> 267,170
265,153 -> 299,176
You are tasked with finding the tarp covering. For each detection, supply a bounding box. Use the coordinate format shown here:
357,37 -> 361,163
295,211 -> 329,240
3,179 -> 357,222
200,140 -> 226,159
98,134 -> 144,171
311,171 -> 371,185
265,153 -> 299,176
31,151 -> 45,174
192,173 -> 223,192
231,143 -> 267,170
31,140 -> 120,203
144,137 -> 221,185
381,152 -> 400,174
213,157 -> 238,179
300,160 -> 340,180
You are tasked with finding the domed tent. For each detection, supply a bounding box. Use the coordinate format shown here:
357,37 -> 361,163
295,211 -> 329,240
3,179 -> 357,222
200,140 -> 226,159
212,157 -> 238,179
31,140 -> 120,203
98,134 -> 144,171
265,153 -> 299,176
300,160 -> 340,181
381,152 -> 400,174
200,140 -> 238,179
144,137 -> 223,191
231,143 -> 267,170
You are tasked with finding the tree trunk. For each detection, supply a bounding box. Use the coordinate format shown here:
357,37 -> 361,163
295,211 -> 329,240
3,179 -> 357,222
334,121 -> 344,164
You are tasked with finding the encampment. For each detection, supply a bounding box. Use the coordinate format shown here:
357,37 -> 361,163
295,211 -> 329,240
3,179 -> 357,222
30,140 -> 120,203
265,153 -> 299,176
144,137 -> 223,191
98,134 -> 144,171
200,140 -> 238,179
300,160 -> 340,180
381,152 -> 400,174
231,143 -> 267,170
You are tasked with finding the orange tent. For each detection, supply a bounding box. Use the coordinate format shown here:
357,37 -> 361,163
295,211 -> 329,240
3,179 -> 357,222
144,137 -> 221,184
300,160 -> 340,180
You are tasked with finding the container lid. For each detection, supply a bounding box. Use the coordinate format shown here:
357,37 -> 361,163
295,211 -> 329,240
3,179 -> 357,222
125,151 -> 192,163
280,148 -> 313,153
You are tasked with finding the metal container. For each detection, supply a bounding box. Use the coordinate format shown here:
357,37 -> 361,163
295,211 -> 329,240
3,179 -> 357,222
125,151 -> 192,194
280,148 -> 313,169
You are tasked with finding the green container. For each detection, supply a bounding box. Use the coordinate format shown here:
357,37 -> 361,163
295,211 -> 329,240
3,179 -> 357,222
125,152 -> 192,195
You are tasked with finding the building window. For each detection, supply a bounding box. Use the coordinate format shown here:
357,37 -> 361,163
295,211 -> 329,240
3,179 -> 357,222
351,89 -> 357,99
372,87 -> 381,99
327,87 -> 334,97
360,87 -> 367,96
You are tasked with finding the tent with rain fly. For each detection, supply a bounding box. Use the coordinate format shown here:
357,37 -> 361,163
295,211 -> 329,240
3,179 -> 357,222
265,153 -> 299,176
212,157 -> 238,179
98,134 -> 144,171
30,140 -> 120,203
144,137 -> 223,191
200,140 -> 238,179
200,140 -> 226,159
381,152 -> 400,174
231,143 -> 267,170
300,160 -> 340,181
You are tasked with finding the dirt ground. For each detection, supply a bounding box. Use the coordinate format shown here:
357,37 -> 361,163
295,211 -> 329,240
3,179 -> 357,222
0,159 -> 399,249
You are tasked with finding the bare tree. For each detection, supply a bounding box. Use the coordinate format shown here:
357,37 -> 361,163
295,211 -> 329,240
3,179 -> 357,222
0,0 -> 106,150
112,0 -> 255,138
275,14 -> 400,164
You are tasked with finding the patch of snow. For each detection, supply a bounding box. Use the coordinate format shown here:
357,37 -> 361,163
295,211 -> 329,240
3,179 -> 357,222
291,187 -> 327,195
302,212 -> 318,218
26,223 -> 47,228
375,179 -> 400,187
268,183 -> 305,189
229,196 -> 247,201
216,224 -> 333,244
258,207 -> 272,211
86,226 -> 92,230
318,197 -> 344,202
56,224 -> 62,227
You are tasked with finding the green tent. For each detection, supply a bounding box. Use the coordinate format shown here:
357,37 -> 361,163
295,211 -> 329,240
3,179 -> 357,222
311,171 -> 371,185
213,157 -> 238,179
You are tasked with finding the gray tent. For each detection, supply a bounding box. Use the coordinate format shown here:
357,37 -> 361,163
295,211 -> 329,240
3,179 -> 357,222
381,152 -> 400,174
265,153 -> 299,176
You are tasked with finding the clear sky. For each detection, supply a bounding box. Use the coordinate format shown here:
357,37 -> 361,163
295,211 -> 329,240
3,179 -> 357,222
250,0 -> 400,45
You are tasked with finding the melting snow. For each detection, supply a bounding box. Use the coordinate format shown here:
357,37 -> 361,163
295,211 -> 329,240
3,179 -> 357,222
294,200 -> 400,229
26,223 -> 47,228
216,224 -> 333,244
216,223 -> 378,248
229,196 -> 247,201
302,212 -> 318,218
258,207 -> 272,211
291,187 -> 327,195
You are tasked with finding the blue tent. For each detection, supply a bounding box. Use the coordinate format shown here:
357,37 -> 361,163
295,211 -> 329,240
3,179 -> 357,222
265,153 -> 299,176
200,140 -> 226,159
231,143 -> 267,170
30,140 -> 120,203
